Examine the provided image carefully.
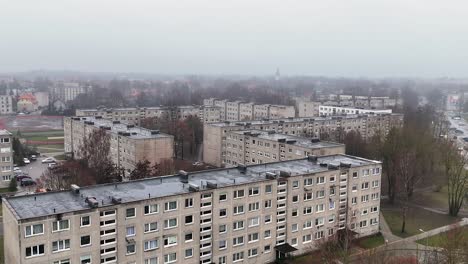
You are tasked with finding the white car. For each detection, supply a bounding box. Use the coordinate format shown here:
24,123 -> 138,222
23,158 -> 30,164
41,157 -> 56,164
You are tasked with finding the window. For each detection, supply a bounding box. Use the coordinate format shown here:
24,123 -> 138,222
233,220 -> 244,230
219,240 -> 227,249
219,224 -> 227,233
370,218 -> 378,225
265,215 -> 272,224
185,232 -> 193,241
219,256 -> 227,264
126,208 -> 136,218
317,176 -> 325,184
264,200 -> 272,208
53,260 -> 70,264
164,218 -> 178,229
126,243 -> 136,255
185,198 -> 193,208
233,236 -> 244,246
314,230 -> 324,240
360,220 -> 368,228
352,171 -> 358,178
144,222 -> 158,233
303,220 -> 312,229
144,239 -> 158,251
316,204 -> 324,213
361,182 -> 369,190
248,248 -> 258,257
371,206 -> 379,213
292,209 -> 298,217
233,189 -> 245,199
233,205 -> 244,214
264,230 -> 271,238
265,185 -> 272,193
363,169 -> 370,176
164,201 -> 178,211
219,208 -> 227,217
361,195 -> 369,203
144,257 -> 158,264
144,204 -> 159,214
372,180 -> 379,188
304,192 -> 313,201
81,216 -> 90,227
248,217 -> 260,227
315,217 -> 324,227
292,195 -> 299,203
248,202 -> 260,211
185,248 -> 193,258
80,255 -> 91,264
316,190 -> 325,198
52,239 -> 70,252
185,215 -> 193,224
362,208 -> 369,215
330,175 -> 336,182
126,226 -> 135,236
291,223 -> 298,232
80,235 -> 91,247
25,224 -> 44,237
352,184 -> 358,192
292,180 -> 299,188
100,210 -> 115,217
373,167 -> 380,174
248,232 -> 259,242
164,253 -> 177,264
52,219 -> 70,232
372,192 -> 380,200
219,193 -> 227,201
351,197 -> 357,204
164,235 -> 177,247
329,214 -> 335,223
303,234 -> 312,243
233,252 -> 244,262
303,206 -> 312,215
248,186 -> 259,196
25,244 -> 44,258
304,178 -> 313,186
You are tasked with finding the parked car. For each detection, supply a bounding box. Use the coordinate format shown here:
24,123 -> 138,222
48,162 -> 57,168
453,116 -> 461,120
455,129 -> 464,134
23,158 -> 30,164
30,155 -> 37,161
20,178 -> 36,187
15,175 -> 31,181
41,157 -> 56,163
462,137 -> 468,142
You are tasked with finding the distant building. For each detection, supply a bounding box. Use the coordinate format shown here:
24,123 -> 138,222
318,106 -> 392,116
0,95 -> 14,115
51,82 -> 90,102
0,130 -> 13,188
223,129 -> 345,167
33,92 -> 49,108
64,116 -> 174,177
17,93 -> 38,112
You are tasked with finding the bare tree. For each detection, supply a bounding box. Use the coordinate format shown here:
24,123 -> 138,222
37,160 -> 94,190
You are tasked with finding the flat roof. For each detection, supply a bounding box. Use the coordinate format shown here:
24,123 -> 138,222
208,113 -> 403,127
4,154 -> 380,220
230,130 -> 344,149
70,116 -> 172,140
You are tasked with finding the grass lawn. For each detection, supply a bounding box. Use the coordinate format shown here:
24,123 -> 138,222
15,130 -> 64,138
416,226 -> 468,247
412,186 -> 468,212
0,188 -> 10,194
54,154 -> 66,160
381,205 -> 459,238
36,144 -> 65,153
356,233 -> 385,249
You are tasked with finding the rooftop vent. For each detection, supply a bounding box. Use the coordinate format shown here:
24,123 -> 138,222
319,162 -> 328,167
188,183 -> 200,192
85,197 -> 99,208
279,171 -> 291,178
151,130 -> 160,135
179,170 -> 189,183
307,155 -> 318,162
265,172 -> 276,180
72,117 -> 81,121
237,164 -> 247,173
277,138 -> 286,143
95,116 -> 102,119
340,162 -> 352,168
111,196 -> 122,204
70,184 -> 80,194
112,121 -> 121,124
328,164 -> 340,170
286,139 -> 297,144
243,131 -> 252,136
127,124 -> 135,129
84,121 -> 95,125
206,181 -> 218,189
311,138 -> 320,143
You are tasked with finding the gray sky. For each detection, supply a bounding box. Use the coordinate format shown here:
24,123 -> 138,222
1,0 -> 468,77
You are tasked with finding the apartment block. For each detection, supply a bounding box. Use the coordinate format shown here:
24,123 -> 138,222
318,106 -> 392,116
3,154 -> 382,264
296,100 -> 320,118
64,116 -> 174,177
204,98 -> 296,122
203,106 -> 222,123
0,130 -> 13,187
76,106 -> 207,125
224,130 -> 345,167
203,114 -> 403,167
0,95 -> 14,115
51,82 -> 90,102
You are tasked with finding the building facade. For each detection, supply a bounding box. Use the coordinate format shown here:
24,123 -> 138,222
3,154 -> 382,264
203,114 -> 403,167
51,82 -> 90,102
0,95 -> 14,115
64,116 -> 174,176
318,106 -> 392,116
0,130 -> 13,187
224,130 -> 345,167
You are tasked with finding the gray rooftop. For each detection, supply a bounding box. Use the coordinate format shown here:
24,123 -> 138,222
70,116 -> 172,140
78,105 -> 201,112
230,130 -> 344,149
0,129 -> 12,136
4,154 -> 379,220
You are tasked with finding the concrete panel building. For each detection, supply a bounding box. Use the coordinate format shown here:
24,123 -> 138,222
64,116 -> 174,177
296,100 -> 320,118
203,114 -> 403,167
224,130 -> 345,167
0,130 -> 13,187
318,106 -> 392,116
3,154 -> 382,264
0,95 -> 14,115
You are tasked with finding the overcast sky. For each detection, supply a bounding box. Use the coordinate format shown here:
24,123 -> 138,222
1,0 -> 468,77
